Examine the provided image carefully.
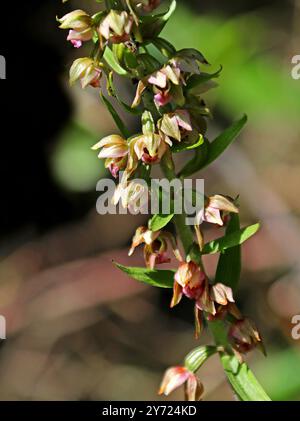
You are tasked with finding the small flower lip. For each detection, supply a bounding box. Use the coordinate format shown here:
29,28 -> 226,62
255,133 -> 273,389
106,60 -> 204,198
159,366 -> 204,401
132,133 -> 168,164
154,92 -> 172,107
158,366 -> 190,396
196,194 -> 239,226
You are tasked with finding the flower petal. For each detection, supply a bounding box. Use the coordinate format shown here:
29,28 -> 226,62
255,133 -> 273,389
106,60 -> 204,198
159,367 -> 190,396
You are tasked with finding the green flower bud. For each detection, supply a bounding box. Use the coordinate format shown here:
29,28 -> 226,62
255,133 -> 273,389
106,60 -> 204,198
58,10 -> 92,31
184,345 -> 218,373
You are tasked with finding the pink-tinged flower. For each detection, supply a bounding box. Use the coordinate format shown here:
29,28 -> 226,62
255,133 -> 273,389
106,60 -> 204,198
67,29 -> 93,48
131,133 -> 168,164
197,282 -> 235,316
158,110 -> 193,143
92,135 -> 129,178
112,175 -> 149,214
154,92 -> 172,107
197,195 -> 239,226
210,283 -> 234,306
105,156 -> 128,178
69,58 -> 102,89
172,262 -> 235,337
98,10 -> 133,45
129,226 -> 160,256
132,61 -> 184,108
92,135 -> 128,159
58,10 -> 93,48
229,318 -> 266,355
159,366 -> 204,401
171,262 -> 206,308
129,227 -> 181,269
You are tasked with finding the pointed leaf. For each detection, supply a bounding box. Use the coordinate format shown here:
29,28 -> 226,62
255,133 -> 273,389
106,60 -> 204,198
186,66 -> 223,91
139,0 -> 177,39
203,115 -> 247,169
171,134 -> 204,153
210,321 -> 271,401
149,213 -> 174,232
115,263 -> 175,288
221,355 -> 271,401
101,93 -> 130,138
103,46 -> 129,76
152,37 -> 177,59
215,213 -> 241,293
178,138 -> 209,177
202,223 -> 260,255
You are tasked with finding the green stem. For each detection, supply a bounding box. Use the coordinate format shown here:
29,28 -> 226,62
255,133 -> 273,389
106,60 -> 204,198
160,155 -> 271,401
160,155 -> 194,254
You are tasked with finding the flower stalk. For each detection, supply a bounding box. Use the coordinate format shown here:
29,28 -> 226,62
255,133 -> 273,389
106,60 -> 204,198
58,0 -> 271,401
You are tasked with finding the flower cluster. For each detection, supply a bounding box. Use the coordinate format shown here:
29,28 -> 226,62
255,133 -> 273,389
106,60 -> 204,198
59,0 -> 267,402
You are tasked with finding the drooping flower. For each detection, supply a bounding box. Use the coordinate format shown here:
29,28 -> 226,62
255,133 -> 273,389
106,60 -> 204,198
171,262 -> 206,308
158,110 -> 193,144
196,195 -> 239,226
58,10 -> 93,48
131,133 -> 168,164
69,58 -> 102,88
98,10 -> 133,45
132,61 -> 185,108
171,262 -> 235,337
112,174 -> 149,214
159,366 -> 204,401
92,135 -> 129,178
129,226 -> 182,269
229,318 -> 266,355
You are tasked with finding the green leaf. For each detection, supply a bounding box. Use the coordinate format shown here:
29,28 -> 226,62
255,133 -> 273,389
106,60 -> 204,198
202,223 -> 260,255
139,0 -> 177,40
137,53 -> 162,75
186,66 -> 222,91
203,115 -> 247,169
149,213 -> 174,231
176,48 -> 209,65
209,321 -> 271,401
103,46 -> 129,76
100,93 -> 130,138
115,263 -> 175,288
171,134 -> 204,153
221,355 -> 271,401
215,213 -> 241,293
107,72 -> 143,115
178,138 -> 209,177
152,37 -> 177,59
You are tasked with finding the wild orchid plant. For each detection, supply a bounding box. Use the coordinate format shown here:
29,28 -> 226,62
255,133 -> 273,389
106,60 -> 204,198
58,0 -> 271,401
